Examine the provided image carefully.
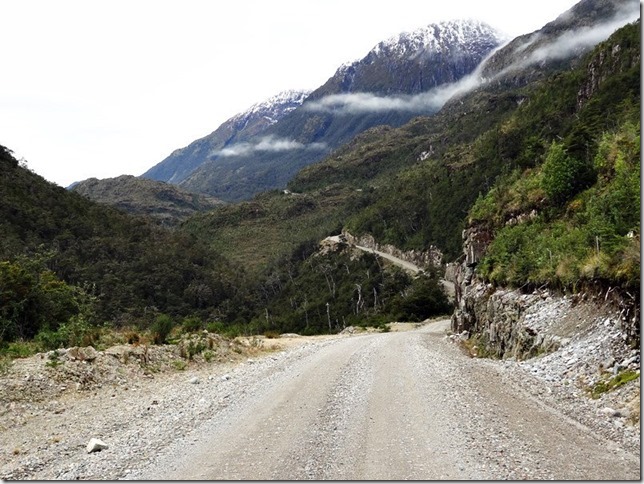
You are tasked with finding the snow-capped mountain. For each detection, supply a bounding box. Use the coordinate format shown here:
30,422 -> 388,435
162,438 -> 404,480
372,19 -> 507,61
317,19 -> 506,97
147,19 -> 506,201
237,89 -> 310,127
142,89 -> 310,185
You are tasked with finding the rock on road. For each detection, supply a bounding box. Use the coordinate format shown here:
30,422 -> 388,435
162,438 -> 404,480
132,320 -> 640,480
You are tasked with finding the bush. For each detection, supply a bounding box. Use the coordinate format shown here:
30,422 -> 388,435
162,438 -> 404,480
542,142 -> 594,205
182,316 -> 204,333
151,314 -> 174,345
34,314 -> 97,351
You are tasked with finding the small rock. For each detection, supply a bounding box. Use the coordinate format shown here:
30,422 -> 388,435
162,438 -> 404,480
621,355 -> 639,367
601,357 -> 616,370
599,407 -> 620,418
246,358 -> 255,364
86,438 -> 108,453
221,374 -> 231,381
188,377 -> 200,384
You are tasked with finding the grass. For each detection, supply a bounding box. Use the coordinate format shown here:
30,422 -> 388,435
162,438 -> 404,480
590,369 -> 640,399
458,334 -> 499,359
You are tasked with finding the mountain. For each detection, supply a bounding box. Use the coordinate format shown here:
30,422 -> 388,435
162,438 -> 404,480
71,175 -> 225,226
183,2 -> 639,285
142,90 -> 310,185
159,20 -> 507,202
479,0 -> 639,86
0,0 -> 639,354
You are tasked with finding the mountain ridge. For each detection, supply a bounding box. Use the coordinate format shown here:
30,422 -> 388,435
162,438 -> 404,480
142,89 -> 311,185
71,175 -> 225,226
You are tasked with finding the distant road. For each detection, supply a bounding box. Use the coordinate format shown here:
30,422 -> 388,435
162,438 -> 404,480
325,235 -> 455,299
324,235 -> 423,274
135,320 -> 639,480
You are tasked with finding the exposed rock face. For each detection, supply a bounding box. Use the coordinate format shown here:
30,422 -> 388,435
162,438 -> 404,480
451,222 -> 640,360
341,230 -> 443,269
577,22 -> 641,109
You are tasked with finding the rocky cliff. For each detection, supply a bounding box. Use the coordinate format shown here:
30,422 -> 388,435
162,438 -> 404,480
450,221 -> 640,362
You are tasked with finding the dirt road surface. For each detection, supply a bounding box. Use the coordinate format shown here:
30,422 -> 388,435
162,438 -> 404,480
133,320 -> 640,480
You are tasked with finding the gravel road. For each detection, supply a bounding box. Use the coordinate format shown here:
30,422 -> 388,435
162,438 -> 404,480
128,320 -> 639,480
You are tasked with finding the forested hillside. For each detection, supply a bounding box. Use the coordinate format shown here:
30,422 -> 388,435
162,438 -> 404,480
0,147 -> 254,346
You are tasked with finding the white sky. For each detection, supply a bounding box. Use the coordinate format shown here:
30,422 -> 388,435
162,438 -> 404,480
1,0 -> 582,187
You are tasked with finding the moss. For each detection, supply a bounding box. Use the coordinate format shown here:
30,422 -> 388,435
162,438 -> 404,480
590,369 -> 640,399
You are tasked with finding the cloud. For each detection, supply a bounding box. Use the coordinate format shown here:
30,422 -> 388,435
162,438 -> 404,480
304,73 -> 484,116
212,136 -> 327,158
490,5 -> 640,79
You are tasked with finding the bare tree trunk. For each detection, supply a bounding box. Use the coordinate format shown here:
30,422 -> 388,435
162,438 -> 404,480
355,284 -> 363,315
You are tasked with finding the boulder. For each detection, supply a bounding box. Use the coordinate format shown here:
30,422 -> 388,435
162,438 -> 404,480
67,346 -> 99,362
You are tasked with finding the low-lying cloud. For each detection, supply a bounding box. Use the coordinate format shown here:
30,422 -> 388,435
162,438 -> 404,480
304,71 -> 484,116
212,136 -> 327,158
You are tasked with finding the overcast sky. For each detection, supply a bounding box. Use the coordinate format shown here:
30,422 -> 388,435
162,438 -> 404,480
2,0 -> 586,187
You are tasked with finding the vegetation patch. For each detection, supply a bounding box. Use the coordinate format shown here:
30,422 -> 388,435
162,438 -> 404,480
590,369 -> 640,399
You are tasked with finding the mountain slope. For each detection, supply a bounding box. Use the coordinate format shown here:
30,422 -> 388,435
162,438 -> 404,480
182,6 -> 639,282
479,0 -> 639,86
0,146 -> 249,341
174,20 -> 506,201
72,175 -> 224,226
143,90 -> 310,185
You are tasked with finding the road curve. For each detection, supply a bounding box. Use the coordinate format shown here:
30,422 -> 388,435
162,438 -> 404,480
133,321 -> 639,480
325,235 -> 455,299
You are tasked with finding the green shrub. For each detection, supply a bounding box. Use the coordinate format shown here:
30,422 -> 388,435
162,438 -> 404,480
1,340 -> 40,358
206,321 -> 226,334
542,141 -> 594,205
591,369 -> 640,398
182,316 -> 204,333
151,314 -> 174,345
